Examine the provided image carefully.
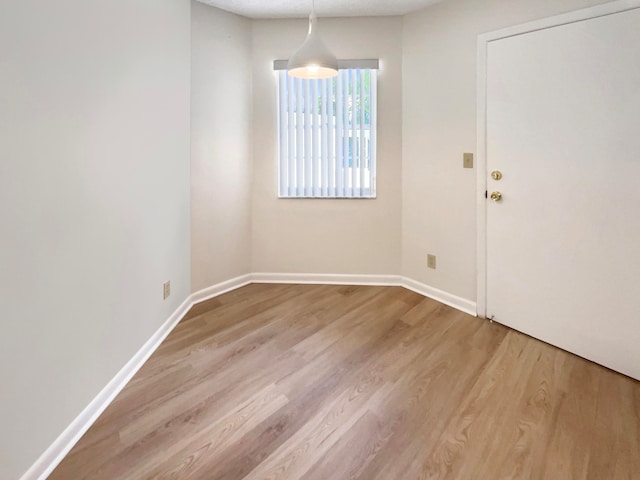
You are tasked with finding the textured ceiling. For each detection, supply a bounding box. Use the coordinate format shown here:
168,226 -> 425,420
196,0 -> 443,19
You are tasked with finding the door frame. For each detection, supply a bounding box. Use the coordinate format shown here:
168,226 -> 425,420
475,0 -> 640,318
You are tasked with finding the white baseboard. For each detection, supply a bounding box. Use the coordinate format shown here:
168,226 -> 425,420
190,273 -> 253,304
252,273 -> 477,316
251,272 -> 402,286
400,276 -> 477,316
21,272 -> 475,480
20,274 -> 252,480
20,295 -> 193,480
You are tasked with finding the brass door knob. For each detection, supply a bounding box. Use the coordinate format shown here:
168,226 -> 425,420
490,191 -> 502,202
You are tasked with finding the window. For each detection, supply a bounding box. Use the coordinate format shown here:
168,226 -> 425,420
275,61 -> 378,198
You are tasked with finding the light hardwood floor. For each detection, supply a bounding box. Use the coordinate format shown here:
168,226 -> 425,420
50,284 -> 640,479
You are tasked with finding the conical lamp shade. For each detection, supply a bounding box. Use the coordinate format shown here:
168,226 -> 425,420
287,12 -> 338,79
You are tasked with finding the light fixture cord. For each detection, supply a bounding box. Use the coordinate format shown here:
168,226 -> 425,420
308,0 -> 316,35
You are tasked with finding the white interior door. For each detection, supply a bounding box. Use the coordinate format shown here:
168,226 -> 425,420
485,5 -> 640,380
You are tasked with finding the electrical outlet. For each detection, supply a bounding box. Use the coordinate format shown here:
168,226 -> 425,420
463,152 -> 474,168
163,281 -> 171,300
427,254 -> 436,269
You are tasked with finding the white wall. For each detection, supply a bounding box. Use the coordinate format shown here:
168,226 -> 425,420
402,0 -> 612,302
191,1 -> 253,291
251,16 -> 403,275
0,1 -> 191,478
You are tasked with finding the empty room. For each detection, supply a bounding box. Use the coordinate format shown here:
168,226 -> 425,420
1,0 -> 639,479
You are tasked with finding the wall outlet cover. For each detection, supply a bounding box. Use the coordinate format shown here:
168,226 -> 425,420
463,152 -> 474,168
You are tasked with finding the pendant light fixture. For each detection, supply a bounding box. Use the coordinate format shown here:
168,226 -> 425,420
287,0 -> 339,79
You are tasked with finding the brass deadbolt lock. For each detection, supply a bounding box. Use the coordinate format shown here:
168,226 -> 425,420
491,171 -> 503,180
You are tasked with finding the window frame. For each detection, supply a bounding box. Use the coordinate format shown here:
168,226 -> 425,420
274,59 -> 379,199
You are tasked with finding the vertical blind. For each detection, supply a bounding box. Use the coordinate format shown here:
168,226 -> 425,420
276,66 -> 378,198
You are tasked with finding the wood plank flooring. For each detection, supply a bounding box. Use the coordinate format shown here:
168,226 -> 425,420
50,284 -> 640,480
